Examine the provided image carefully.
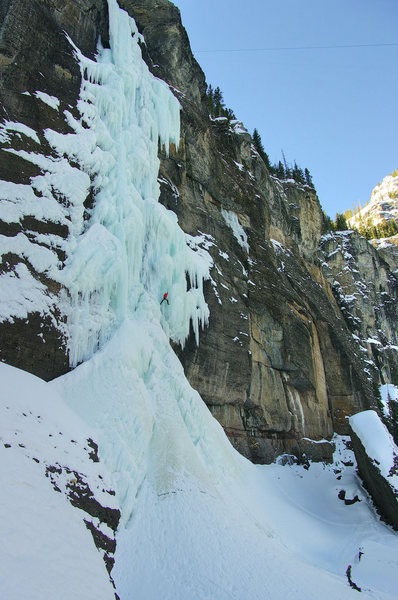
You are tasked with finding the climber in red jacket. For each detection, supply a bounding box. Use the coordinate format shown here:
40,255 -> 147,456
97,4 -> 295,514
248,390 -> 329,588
160,292 -> 169,305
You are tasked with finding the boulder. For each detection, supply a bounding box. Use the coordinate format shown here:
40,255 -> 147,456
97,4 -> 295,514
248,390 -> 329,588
349,410 -> 398,530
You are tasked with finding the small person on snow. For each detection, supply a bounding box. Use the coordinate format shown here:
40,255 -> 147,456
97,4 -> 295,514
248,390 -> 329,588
160,292 -> 169,305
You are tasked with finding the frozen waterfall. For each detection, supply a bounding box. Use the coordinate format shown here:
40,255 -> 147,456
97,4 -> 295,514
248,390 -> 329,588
51,0 -> 236,526
49,0 -> 210,366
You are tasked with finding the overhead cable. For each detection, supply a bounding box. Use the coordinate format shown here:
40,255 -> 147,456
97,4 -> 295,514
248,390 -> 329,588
194,42 -> 398,53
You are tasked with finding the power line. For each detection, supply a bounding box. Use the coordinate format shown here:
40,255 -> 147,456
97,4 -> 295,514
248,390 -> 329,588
194,42 -> 398,53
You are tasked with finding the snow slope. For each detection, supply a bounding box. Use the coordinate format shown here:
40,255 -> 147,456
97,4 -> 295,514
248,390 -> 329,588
3,358 -> 398,599
0,363 -> 117,600
1,1 -> 398,599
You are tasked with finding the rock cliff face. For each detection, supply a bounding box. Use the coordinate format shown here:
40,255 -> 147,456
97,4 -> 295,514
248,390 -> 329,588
349,170 -> 398,230
0,0 -> 397,463
319,231 -> 398,387
0,0 -> 109,379
347,171 -> 398,259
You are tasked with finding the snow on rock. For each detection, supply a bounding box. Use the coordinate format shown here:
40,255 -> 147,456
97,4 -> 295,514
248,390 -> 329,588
221,208 -> 249,253
0,362 -> 119,600
348,170 -> 398,230
230,119 -> 248,134
349,410 -> 398,531
0,263 -> 57,323
34,91 -> 60,111
349,410 -> 398,490
0,120 -> 40,144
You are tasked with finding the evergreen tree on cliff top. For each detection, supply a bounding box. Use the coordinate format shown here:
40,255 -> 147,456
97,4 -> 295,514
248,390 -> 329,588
252,128 -> 272,172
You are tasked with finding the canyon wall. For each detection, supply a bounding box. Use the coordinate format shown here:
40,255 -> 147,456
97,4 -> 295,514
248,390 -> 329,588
0,0 -> 397,462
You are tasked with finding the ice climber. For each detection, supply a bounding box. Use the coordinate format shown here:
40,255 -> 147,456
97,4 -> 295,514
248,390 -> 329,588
160,292 -> 169,305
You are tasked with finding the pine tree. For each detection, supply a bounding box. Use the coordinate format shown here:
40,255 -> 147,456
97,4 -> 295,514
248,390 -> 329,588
213,86 -> 225,117
206,84 -> 214,115
252,128 -> 272,171
281,149 -> 288,173
206,84 -> 237,121
304,168 -> 314,188
292,162 -> 305,184
224,107 -> 236,121
253,129 -> 264,154
334,213 -> 349,231
322,211 -> 334,233
275,161 -> 285,179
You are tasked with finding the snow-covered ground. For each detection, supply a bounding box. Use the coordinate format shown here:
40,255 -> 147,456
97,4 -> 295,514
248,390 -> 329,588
112,432 -> 398,600
1,1 -> 398,598
0,362 -> 118,600
2,361 -> 398,599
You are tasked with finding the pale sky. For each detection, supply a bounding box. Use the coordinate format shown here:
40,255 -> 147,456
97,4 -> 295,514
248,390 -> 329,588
172,0 -> 398,219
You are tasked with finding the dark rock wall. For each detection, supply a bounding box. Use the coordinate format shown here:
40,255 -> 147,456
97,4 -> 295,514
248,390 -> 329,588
319,231 -> 398,387
0,0 -> 396,462
350,427 -> 398,531
0,0 -> 108,379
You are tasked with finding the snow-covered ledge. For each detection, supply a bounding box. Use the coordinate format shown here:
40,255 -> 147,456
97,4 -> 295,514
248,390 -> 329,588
349,410 -> 398,530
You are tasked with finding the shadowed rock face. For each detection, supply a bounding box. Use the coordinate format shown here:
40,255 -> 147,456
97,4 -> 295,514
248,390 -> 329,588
319,231 -> 398,383
0,0 -> 396,462
0,0 -> 109,379
350,427 -> 398,531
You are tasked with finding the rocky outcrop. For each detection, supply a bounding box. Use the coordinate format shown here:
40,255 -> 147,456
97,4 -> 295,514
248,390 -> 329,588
0,0 -> 397,463
372,234 -> 398,272
45,447 -> 121,588
0,0 -> 110,379
349,410 -> 398,531
348,170 -> 398,230
319,231 -> 398,388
